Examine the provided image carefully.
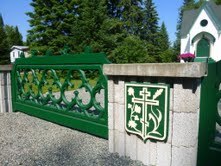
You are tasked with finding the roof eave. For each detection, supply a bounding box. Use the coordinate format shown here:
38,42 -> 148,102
204,3 -> 221,31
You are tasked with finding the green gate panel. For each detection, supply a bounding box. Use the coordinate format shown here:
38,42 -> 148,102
197,60 -> 221,166
11,50 -> 110,139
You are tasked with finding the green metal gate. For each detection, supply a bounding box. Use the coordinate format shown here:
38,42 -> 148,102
11,49 -> 110,139
197,60 -> 221,166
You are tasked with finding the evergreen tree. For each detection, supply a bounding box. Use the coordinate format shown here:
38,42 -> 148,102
141,0 -> 159,44
107,0 -> 122,18
158,22 -> 176,62
119,0 -> 143,36
159,22 -> 170,51
71,0 -> 109,52
14,26 -> 23,45
216,0 -> 221,5
26,0 -> 77,53
107,0 -> 143,36
0,14 -> 3,27
141,0 -> 160,62
174,0 -> 195,56
105,0 -> 144,59
26,0 -> 173,63
109,35 -> 149,63
0,14 -> 10,64
5,25 -> 23,47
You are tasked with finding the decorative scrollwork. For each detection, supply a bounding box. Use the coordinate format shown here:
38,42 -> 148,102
16,67 -> 106,121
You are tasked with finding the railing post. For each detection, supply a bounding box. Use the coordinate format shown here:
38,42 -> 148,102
0,65 -> 12,113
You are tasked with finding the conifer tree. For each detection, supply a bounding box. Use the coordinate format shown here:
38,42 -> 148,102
159,22 -> 170,51
119,0 -> 143,36
0,14 -> 3,28
106,0 -> 143,36
140,0 -> 160,62
26,0 -> 77,53
216,0 -> 221,5
109,35 -> 149,63
141,0 -> 159,44
0,14 -> 10,64
14,26 -> 23,46
5,25 -> 23,47
107,0 -> 122,18
26,0 -> 174,63
158,22 -> 176,62
71,0 -> 108,52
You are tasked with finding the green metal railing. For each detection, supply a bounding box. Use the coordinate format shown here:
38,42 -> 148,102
11,48 -> 110,139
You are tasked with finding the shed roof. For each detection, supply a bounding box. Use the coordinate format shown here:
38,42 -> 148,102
11,46 -> 29,51
181,1 -> 221,37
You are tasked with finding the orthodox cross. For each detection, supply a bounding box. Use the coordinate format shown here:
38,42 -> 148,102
132,87 -> 159,139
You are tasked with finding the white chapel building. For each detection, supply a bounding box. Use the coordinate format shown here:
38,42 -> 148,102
180,0 -> 221,62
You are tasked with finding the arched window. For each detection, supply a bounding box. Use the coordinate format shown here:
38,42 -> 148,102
196,38 -> 210,58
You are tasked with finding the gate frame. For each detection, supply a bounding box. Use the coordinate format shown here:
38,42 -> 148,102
197,60 -> 221,165
11,50 -> 110,139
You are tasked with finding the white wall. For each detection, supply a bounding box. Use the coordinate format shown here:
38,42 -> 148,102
10,49 -> 28,63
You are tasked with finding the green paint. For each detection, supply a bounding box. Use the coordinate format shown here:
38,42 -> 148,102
194,57 -> 215,63
196,38 -> 210,58
125,83 -> 170,142
12,50 -> 110,139
197,60 -> 221,166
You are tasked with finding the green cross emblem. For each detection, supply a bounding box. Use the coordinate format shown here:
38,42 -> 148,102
125,83 -> 169,142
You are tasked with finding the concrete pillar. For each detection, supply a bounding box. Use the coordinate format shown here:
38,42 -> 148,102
0,65 -> 12,113
104,63 -> 207,166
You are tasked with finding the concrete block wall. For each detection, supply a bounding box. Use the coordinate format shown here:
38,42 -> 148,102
0,65 -> 12,113
104,63 -> 207,166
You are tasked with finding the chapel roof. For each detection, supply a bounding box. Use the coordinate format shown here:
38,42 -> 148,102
181,1 -> 221,37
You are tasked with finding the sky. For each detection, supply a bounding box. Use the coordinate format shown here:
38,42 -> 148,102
0,0 -> 183,43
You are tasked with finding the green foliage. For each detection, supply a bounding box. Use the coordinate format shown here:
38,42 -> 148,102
109,35 -> 149,63
26,0 -> 77,54
184,0 -> 221,9
158,22 -> 176,63
0,14 -> 24,64
0,14 -> 10,64
71,0 -> 109,53
107,0 -> 163,63
5,25 -> 23,47
141,0 -> 159,45
0,14 -> 3,26
159,22 -> 170,51
27,0 -> 176,63
119,0 -> 143,36
216,0 -> 221,5
160,49 -> 177,63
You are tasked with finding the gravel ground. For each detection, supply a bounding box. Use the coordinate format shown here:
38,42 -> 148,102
0,112 -> 144,166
